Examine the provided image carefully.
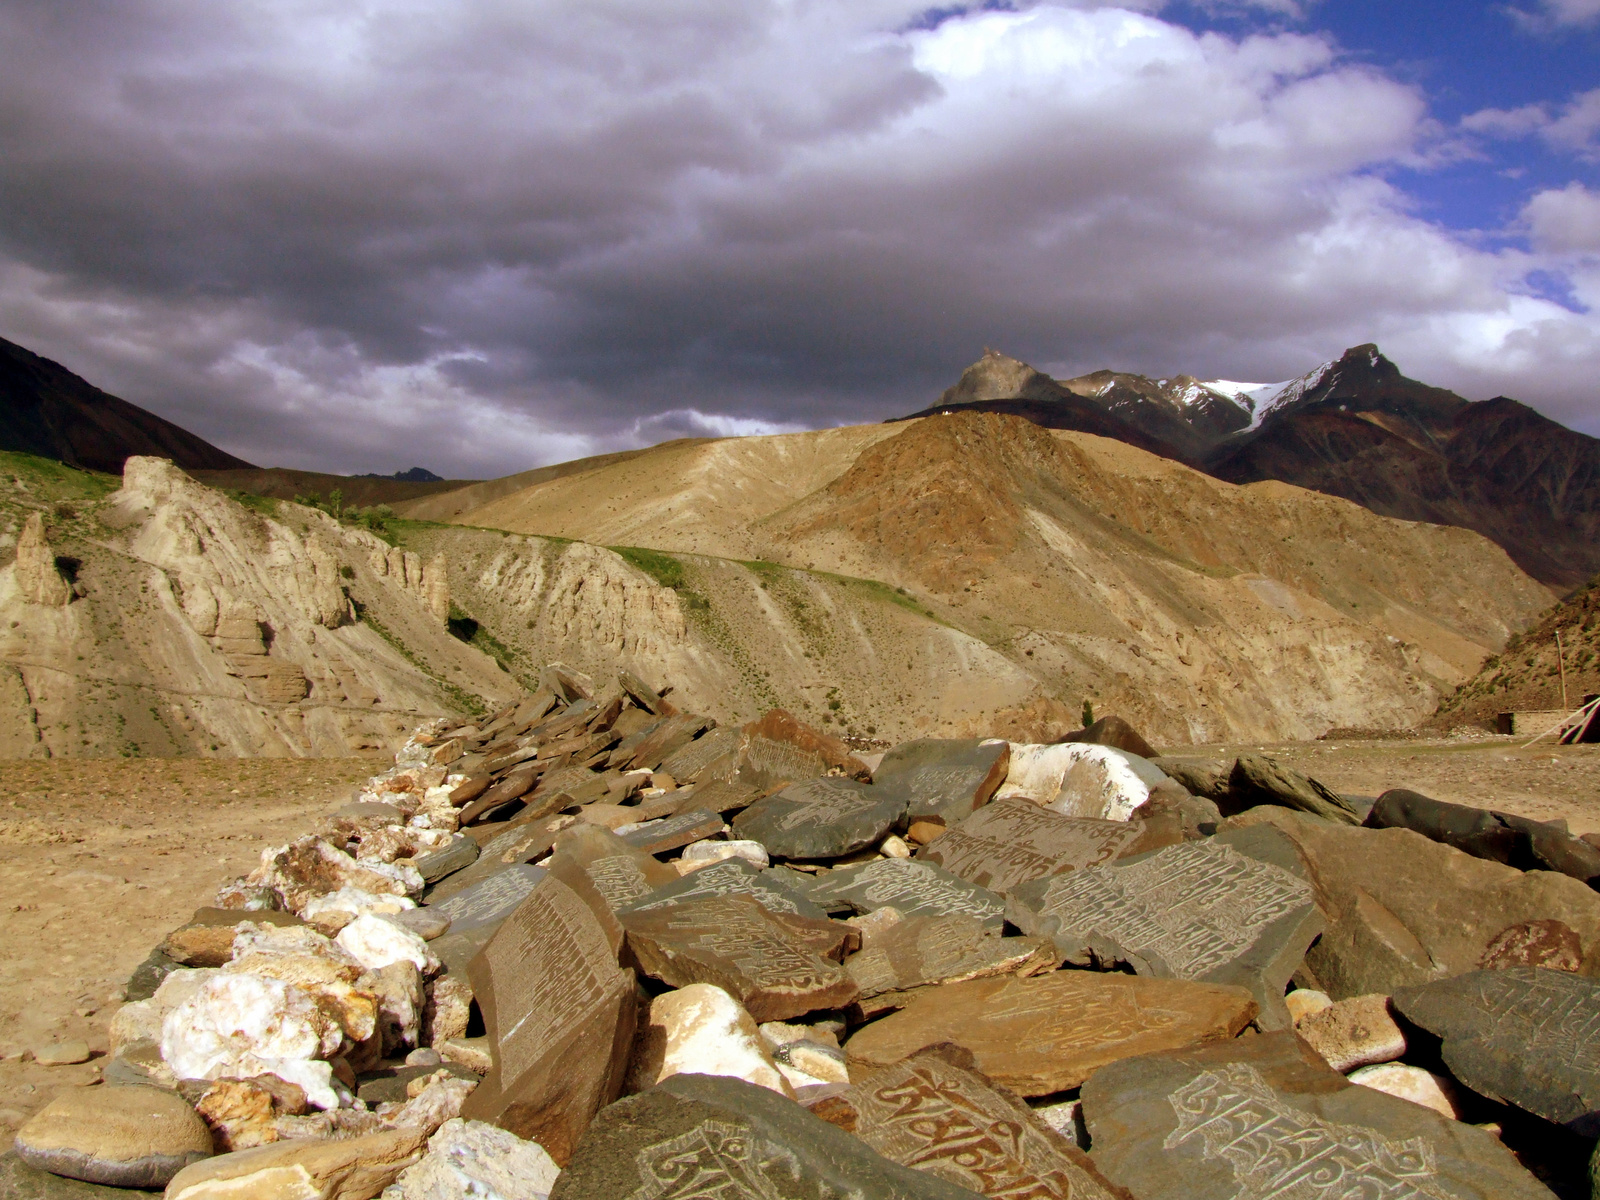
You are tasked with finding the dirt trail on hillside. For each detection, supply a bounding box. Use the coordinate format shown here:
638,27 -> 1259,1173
0,755 -> 385,1145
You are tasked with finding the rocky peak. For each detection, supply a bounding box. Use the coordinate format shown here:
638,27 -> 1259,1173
937,349 -> 1064,408
14,511 -> 72,606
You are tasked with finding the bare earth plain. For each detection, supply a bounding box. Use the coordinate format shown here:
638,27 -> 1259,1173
1,737 -> 1597,1151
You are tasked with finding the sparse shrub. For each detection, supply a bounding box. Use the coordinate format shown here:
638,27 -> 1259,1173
1082,699 -> 1095,727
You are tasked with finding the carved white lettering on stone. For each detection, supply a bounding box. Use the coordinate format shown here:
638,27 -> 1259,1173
433,865 -> 544,932
587,855 -> 655,909
627,860 -> 806,916
629,1120 -> 845,1200
1035,843 -> 1311,977
1472,971 -> 1600,1075
847,860 -> 1001,923
1163,1062 -> 1450,1200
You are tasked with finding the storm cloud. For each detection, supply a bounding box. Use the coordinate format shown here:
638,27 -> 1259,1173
0,0 -> 1596,476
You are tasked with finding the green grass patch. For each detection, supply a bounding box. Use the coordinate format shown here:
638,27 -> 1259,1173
356,603 -> 485,716
0,451 -> 120,505
610,545 -> 688,589
226,489 -> 281,517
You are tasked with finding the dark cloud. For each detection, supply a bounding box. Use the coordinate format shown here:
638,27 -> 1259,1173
0,0 -> 1597,479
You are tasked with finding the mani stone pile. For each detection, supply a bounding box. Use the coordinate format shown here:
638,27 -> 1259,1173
9,669 -> 1600,1200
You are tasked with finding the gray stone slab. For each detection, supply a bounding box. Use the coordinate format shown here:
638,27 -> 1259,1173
461,875 -> 636,1166
429,864 -> 546,934
1393,967 -> 1600,1136
412,834 -> 479,883
1007,825 -> 1322,1030
619,856 -> 829,921
1081,1029 -> 1555,1200
871,739 -> 1009,826
618,809 -> 724,855
549,1072 -> 983,1200
916,798 -> 1141,892
0,1153 -> 160,1199
804,858 -> 1005,930
658,727 -> 744,783
732,777 -> 905,859
738,735 -> 829,792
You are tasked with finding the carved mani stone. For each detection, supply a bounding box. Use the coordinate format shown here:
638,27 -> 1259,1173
870,739 -> 1010,826
620,856 -> 830,922
1081,1029 -> 1554,1200
461,875 -> 636,1166
804,858 -> 1005,931
915,798 -> 1141,893
844,970 -> 1257,1096
550,1072 -> 981,1200
733,777 -> 907,860
620,894 -> 859,1022
833,1044 -> 1132,1200
1393,967 -> 1600,1136
1006,824 -> 1322,1031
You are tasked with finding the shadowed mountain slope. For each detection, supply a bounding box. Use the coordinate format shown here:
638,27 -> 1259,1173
0,335 -> 253,473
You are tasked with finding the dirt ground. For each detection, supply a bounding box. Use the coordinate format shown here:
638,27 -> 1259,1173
0,754 -> 387,1147
0,736 -> 1596,1150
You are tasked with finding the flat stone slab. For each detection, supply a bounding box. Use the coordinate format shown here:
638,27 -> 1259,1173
619,856 -> 829,921
1007,825 -> 1322,1030
412,834 -> 479,883
827,1044 -> 1132,1200
1226,807 -> 1600,1000
658,726 -> 744,783
619,894 -> 859,1021
1081,1028 -> 1555,1200
916,798 -> 1141,892
544,824 -> 682,954
0,1153 -> 159,1199
429,864 -> 547,935
1393,967 -> 1600,1136
550,1072 -> 981,1200
844,914 -> 1059,1015
734,777 -> 906,860
461,874 -> 636,1165
617,809 -> 724,855
803,858 -> 1005,930
844,970 -> 1257,1096
871,738 -> 1010,826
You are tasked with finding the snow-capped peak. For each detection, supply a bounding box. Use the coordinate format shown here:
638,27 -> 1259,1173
1241,361 -> 1336,430
1199,379 -> 1290,421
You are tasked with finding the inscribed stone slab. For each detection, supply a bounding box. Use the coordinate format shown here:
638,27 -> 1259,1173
545,823 -> 681,955
429,864 -> 546,934
549,1072 -> 982,1200
733,777 -> 906,860
461,875 -> 636,1166
804,858 -> 1005,930
738,735 -> 829,792
619,894 -> 859,1021
844,971 -> 1257,1096
659,727 -> 744,783
1007,825 -> 1322,1030
619,856 -> 829,921
1081,1029 -> 1555,1200
844,914 -> 1059,1016
1393,967 -> 1600,1136
871,739 -> 1010,826
618,809 -> 724,855
916,798 -> 1141,893
836,1045 -> 1132,1200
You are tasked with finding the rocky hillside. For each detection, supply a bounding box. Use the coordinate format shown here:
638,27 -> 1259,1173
430,411 -> 1553,745
0,452 -> 518,757
1434,575 -> 1600,729
909,345 -> 1600,590
0,336 -> 252,474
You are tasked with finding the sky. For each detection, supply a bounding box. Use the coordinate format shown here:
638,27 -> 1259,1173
0,0 -> 1597,477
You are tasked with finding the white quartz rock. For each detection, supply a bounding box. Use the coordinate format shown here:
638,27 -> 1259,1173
160,973 -> 344,1110
677,839 -> 770,874
1003,742 -> 1164,821
338,913 -> 440,975
648,984 -> 792,1098
303,887 -> 418,920
381,1118 -> 559,1200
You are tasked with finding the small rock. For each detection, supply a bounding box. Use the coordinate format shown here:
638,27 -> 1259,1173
1295,993 -> 1406,1073
406,1047 -> 444,1068
33,1041 -> 91,1066
14,1085 -> 212,1188
382,1117 -> 560,1200
906,821 -> 946,845
194,1078 -> 279,1152
1285,988 -> 1333,1024
1348,1063 -> 1462,1120
676,839 -> 769,874
384,908 -> 451,941
637,983 -> 792,1097
165,1127 -> 430,1200
879,835 -> 911,858
1479,919 -> 1583,971
439,1037 -> 494,1075
423,975 -> 473,1048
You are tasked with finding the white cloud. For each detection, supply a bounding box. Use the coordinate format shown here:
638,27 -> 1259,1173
1524,183 -> 1600,254
0,0 -> 1597,474
1511,0 -> 1600,28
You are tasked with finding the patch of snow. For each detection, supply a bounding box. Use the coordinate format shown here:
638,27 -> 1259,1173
1244,360 -> 1334,429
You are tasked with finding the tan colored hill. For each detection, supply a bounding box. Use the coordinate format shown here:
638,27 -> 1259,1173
0,452 -> 518,757
438,411 -> 1554,744
1433,575 -> 1600,729
189,467 -> 474,510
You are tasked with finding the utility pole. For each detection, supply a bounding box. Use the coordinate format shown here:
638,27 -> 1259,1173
1557,628 -> 1569,712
